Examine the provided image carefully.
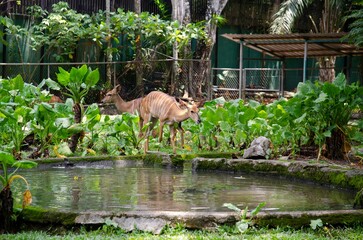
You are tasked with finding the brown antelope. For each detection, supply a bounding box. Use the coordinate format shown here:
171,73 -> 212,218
49,95 -> 63,103
140,91 -> 203,154
101,84 -> 142,115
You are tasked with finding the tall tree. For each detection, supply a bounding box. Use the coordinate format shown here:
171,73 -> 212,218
270,0 -> 352,82
134,0 -> 144,96
170,0 -> 191,96
196,0 -> 228,98
171,0 -> 228,99
105,0 -> 112,88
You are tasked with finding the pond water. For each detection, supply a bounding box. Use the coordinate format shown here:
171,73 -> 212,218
12,161 -> 355,212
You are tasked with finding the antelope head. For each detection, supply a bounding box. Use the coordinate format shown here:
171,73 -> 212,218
177,98 -> 203,124
101,84 -> 121,103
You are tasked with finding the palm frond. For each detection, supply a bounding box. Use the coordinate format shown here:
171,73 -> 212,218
270,0 -> 313,34
343,8 -> 363,47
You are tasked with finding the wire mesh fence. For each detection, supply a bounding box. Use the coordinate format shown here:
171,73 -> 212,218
211,67 -> 282,100
211,68 -> 240,100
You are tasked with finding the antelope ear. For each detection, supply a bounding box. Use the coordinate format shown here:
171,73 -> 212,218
195,99 -> 206,108
182,90 -> 189,99
115,84 -> 121,91
176,98 -> 188,107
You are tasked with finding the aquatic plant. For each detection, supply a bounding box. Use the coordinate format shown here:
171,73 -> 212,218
0,151 -> 37,233
223,202 -> 266,233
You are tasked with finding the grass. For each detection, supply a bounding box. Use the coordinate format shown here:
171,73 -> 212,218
1,224 -> 363,240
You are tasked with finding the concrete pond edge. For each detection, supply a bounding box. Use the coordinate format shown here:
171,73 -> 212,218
17,153 -> 363,233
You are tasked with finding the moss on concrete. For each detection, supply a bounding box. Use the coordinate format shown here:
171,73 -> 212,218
192,158 -> 363,190
255,210 -> 363,228
19,206 -> 78,226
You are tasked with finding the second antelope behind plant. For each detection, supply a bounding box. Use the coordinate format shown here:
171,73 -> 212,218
140,91 -> 203,154
101,84 -> 142,115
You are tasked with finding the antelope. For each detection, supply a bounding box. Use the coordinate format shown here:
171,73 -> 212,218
140,91 -> 203,154
49,95 -> 63,103
101,84 -> 142,115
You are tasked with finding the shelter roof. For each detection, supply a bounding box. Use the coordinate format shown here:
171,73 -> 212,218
222,33 -> 363,58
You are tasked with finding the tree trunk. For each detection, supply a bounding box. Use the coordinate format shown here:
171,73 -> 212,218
194,0 -> 228,98
134,0 -> 144,96
170,0 -> 190,96
69,103 -> 83,152
316,0 -> 339,82
105,0 -> 113,88
318,56 -> 336,82
0,186 -> 14,233
325,128 -> 347,160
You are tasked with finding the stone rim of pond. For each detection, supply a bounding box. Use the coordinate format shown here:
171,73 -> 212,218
18,153 -> 363,233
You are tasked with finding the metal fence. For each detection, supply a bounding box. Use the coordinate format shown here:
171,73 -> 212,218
211,65 -> 362,101
211,67 -> 282,100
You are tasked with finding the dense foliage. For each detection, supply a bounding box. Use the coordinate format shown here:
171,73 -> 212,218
0,1 -> 206,63
0,69 -> 361,160
185,73 -> 362,160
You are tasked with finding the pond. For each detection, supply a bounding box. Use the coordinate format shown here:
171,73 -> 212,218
12,161 -> 355,212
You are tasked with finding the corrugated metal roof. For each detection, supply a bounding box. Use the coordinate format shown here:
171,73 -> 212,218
222,33 -> 363,58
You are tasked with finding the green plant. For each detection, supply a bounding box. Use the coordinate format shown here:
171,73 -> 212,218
0,75 -> 48,159
108,113 -> 143,155
223,202 -> 266,233
31,2 -> 93,62
54,65 -> 100,153
98,217 -> 125,234
310,218 -> 333,238
80,103 -> 102,155
0,151 -> 37,233
293,74 -> 363,159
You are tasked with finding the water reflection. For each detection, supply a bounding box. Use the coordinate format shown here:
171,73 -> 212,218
12,165 -> 355,212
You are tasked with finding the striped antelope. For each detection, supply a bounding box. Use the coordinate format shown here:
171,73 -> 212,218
101,84 -> 142,115
140,91 -> 203,153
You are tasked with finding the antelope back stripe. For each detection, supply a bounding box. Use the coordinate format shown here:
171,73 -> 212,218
143,91 -> 178,119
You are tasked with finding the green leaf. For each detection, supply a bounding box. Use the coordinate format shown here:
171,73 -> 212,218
314,92 -> 328,103
296,82 -> 311,95
67,123 -> 84,134
0,108 -> 16,120
40,78 -> 61,90
12,160 -> 37,169
251,202 -> 266,217
0,151 -> 15,166
239,108 -> 257,124
323,130 -> 332,138
85,68 -> 100,87
219,121 -> 231,132
310,219 -> 323,230
322,82 -> 340,97
248,99 -> 261,109
294,113 -> 307,124
258,110 -> 268,119
333,73 -> 346,89
56,67 -> 70,86
57,142 -> 73,156
70,65 -> 88,84
223,203 -> 241,213
10,74 -> 24,90
236,221 -> 249,233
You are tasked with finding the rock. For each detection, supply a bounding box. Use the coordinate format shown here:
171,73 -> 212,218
112,216 -> 169,234
243,136 -> 272,159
